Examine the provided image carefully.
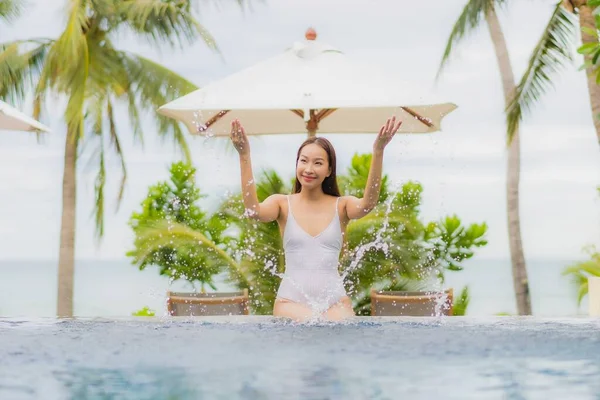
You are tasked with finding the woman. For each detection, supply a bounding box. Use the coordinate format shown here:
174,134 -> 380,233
230,117 -> 402,321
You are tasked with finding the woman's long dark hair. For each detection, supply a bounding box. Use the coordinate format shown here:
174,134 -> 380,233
293,136 -> 341,197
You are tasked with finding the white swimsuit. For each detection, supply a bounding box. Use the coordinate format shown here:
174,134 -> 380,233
276,195 -> 348,311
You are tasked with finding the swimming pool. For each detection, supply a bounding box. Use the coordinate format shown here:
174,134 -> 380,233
1,316 -> 599,399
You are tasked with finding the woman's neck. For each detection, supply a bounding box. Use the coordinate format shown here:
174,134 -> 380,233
298,187 -> 326,202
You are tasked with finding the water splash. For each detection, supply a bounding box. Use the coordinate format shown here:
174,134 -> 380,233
192,111 -> 216,139
341,182 -> 399,281
336,181 -> 451,319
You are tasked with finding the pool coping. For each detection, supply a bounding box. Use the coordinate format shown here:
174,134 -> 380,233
1,315 -> 599,325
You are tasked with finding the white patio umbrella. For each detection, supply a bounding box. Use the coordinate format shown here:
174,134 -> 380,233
0,99 -> 51,133
158,28 -> 457,137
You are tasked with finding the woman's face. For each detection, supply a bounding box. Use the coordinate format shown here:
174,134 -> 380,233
296,143 -> 331,189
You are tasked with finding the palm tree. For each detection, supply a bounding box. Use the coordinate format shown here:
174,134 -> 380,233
439,0 -> 599,315
0,0 -> 220,317
437,0 -> 536,314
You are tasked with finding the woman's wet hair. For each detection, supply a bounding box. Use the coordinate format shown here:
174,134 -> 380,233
293,136 -> 341,197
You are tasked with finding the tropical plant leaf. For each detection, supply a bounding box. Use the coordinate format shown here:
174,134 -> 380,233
562,246 -> 600,305
452,285 -> 470,316
338,153 -> 389,203
589,0 -> 600,8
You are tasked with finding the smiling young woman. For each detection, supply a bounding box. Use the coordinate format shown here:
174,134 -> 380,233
230,117 -> 402,322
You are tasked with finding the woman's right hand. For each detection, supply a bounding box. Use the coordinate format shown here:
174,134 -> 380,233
230,119 -> 249,155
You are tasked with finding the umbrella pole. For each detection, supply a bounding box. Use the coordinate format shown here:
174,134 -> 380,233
307,110 -> 318,137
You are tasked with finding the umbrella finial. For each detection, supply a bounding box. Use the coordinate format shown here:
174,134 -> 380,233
305,27 -> 317,41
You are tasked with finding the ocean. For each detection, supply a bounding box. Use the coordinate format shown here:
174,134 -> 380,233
0,258 -> 588,317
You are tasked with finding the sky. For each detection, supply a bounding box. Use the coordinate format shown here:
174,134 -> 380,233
0,0 -> 599,262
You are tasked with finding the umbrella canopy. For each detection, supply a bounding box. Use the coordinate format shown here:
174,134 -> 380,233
0,100 -> 51,133
158,28 -> 457,137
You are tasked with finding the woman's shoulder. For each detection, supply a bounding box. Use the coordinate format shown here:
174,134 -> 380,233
338,194 -> 359,203
323,194 -> 345,204
265,193 -> 288,204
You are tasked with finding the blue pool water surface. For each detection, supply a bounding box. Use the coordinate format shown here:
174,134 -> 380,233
1,316 -> 599,399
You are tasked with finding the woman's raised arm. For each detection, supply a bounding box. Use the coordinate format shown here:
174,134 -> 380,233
345,116 -> 402,220
231,119 -> 281,222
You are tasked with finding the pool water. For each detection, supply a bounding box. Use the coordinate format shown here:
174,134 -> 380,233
1,316 -> 599,399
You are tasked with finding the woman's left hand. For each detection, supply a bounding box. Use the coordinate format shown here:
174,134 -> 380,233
374,116 -> 402,152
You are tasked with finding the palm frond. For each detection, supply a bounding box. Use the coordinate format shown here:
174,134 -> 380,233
87,93 -> 129,239
119,50 -> 197,102
51,0 -> 89,83
506,2 -> 577,142
86,37 -> 130,92
83,92 -> 106,238
256,169 -> 290,201
93,137 -> 106,238
87,40 -> 144,143
116,0 -> 218,50
0,42 -> 23,99
0,40 -> 51,104
130,219 -> 250,288
0,0 -> 24,23
194,0 -> 257,13
437,0 -> 508,79
124,87 -> 143,145
29,42 -> 56,122
118,51 -> 196,162
63,38 -> 89,141
338,153 -> 389,203
107,98 -> 127,209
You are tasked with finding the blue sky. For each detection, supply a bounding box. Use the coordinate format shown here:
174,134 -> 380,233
0,0 -> 598,262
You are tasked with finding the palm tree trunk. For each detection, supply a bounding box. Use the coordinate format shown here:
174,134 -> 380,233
56,130 -> 77,317
578,3 -> 600,146
486,6 -> 532,315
